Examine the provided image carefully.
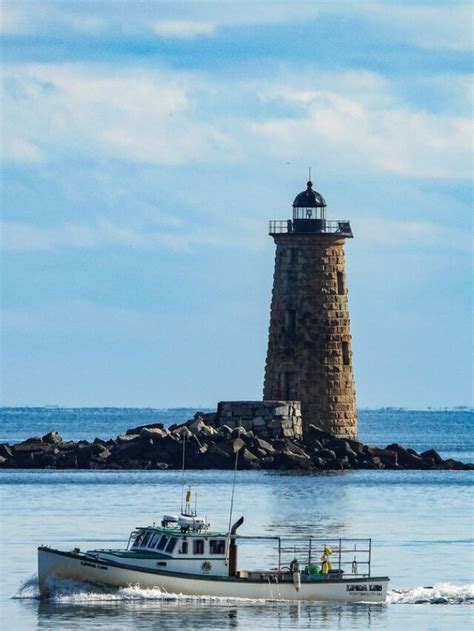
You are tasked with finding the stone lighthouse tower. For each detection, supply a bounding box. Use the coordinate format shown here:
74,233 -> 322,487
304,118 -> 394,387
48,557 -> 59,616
263,178 -> 357,439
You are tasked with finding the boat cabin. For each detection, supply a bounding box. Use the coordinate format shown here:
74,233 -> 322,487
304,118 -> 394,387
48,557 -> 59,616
121,513 -> 232,577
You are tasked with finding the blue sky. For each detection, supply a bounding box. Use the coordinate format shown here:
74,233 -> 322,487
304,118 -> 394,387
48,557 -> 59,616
1,0 -> 472,408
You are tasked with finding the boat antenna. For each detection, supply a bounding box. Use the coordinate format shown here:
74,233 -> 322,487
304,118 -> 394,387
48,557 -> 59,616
180,432 -> 186,514
227,417 -> 242,536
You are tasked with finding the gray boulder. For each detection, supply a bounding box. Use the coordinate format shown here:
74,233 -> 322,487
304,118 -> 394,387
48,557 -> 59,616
125,422 -> 165,436
420,449 -> 444,466
42,431 -> 63,445
0,444 -> 13,459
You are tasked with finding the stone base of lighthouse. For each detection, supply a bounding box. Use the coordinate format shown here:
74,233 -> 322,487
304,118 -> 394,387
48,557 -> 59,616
263,234 -> 357,439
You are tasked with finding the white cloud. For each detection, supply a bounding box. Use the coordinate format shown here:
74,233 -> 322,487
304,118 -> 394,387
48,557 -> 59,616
2,138 -> 44,163
0,4 -> 27,34
149,3 -> 322,38
1,64 -> 235,166
1,300 -> 160,337
152,20 -> 216,39
2,63 -> 471,180
0,1 -> 107,35
2,213 -> 469,255
354,217 -> 471,252
0,218 -> 264,253
251,78 -> 472,179
1,1 -> 321,38
2,1 -> 470,51
1,222 -> 97,251
350,3 -> 473,52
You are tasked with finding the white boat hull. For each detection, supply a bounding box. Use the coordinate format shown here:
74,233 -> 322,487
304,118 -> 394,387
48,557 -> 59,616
38,547 -> 389,602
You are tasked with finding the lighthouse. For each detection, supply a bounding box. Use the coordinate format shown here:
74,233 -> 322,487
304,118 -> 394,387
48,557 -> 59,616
263,178 -> 357,439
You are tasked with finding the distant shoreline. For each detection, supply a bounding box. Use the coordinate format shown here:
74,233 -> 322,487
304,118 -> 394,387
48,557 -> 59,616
1,406 -> 473,412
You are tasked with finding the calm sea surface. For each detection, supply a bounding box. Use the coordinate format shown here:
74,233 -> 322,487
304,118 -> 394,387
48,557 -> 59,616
0,408 -> 473,630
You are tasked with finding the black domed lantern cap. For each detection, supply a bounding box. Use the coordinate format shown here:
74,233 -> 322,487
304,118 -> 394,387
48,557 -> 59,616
293,181 -> 326,208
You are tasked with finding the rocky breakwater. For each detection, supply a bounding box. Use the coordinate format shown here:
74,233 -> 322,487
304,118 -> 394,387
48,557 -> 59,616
0,416 -> 472,471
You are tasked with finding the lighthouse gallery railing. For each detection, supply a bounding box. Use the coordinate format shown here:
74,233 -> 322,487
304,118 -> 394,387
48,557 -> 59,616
269,219 -> 353,236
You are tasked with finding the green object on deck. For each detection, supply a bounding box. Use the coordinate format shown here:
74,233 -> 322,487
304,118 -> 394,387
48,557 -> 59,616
305,564 -> 321,575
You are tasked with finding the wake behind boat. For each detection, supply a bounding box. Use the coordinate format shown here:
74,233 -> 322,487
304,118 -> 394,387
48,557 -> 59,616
38,491 -> 389,602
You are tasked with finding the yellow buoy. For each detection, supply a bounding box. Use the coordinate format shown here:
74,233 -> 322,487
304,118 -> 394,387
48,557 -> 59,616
320,546 -> 333,574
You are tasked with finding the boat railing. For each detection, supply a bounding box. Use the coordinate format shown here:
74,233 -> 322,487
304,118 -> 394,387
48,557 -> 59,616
235,536 -> 372,578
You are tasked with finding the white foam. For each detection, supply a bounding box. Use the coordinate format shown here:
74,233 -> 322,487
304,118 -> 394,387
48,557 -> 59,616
388,583 -> 474,605
14,575 -> 266,604
15,576 -> 473,606
14,575 -> 40,599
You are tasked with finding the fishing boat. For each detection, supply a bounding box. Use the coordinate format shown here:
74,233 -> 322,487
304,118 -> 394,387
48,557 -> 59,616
38,433 -> 389,602
38,488 -> 389,602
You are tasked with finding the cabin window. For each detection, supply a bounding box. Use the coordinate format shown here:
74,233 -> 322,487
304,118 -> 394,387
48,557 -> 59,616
342,341 -> 350,366
179,541 -> 188,554
193,539 -> 205,555
210,540 -> 226,554
149,533 -> 161,548
156,535 -> 169,551
337,271 -> 345,295
133,532 -> 144,547
140,531 -> 152,547
157,561 -> 167,567
165,537 -> 177,553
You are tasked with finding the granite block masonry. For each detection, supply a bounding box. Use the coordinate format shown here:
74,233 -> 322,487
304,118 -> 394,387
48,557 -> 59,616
216,401 -> 302,439
264,180 -> 357,439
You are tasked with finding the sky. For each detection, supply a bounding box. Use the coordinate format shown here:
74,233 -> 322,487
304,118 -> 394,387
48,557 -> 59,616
1,0 -> 472,409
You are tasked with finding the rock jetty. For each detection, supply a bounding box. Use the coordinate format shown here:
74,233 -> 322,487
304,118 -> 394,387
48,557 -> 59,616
0,414 -> 472,471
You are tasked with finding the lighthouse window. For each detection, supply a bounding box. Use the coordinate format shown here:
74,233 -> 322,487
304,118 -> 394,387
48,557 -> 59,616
342,341 -> 350,366
282,372 -> 297,400
210,540 -> 226,554
193,539 -> 205,555
156,535 -> 169,551
337,272 -> 345,295
290,248 -> 299,264
285,309 -> 296,337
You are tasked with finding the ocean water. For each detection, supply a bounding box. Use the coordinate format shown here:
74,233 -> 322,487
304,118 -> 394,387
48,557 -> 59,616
0,408 -> 473,630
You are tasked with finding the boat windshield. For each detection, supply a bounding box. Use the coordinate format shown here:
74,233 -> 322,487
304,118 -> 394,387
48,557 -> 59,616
129,530 -> 180,554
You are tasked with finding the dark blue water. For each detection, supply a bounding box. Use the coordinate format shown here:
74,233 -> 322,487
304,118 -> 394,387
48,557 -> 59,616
1,409 -> 472,630
1,407 -> 472,461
